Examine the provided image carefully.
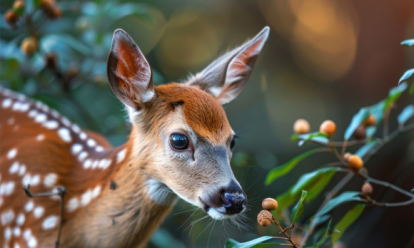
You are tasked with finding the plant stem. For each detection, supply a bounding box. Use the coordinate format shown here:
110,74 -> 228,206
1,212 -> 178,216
359,172 -> 414,198
272,217 -> 298,248
299,172 -> 354,247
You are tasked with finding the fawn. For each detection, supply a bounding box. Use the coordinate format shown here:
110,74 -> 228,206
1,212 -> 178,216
0,26 -> 269,248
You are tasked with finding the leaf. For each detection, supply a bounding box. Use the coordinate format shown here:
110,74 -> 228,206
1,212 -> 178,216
306,172 -> 335,203
331,204 -> 365,244
265,149 -> 322,185
365,126 -> 377,137
399,69 -> 414,84
385,83 -> 407,110
368,100 -> 385,124
398,105 -> 414,125
292,132 -> 328,146
401,39 -> 414,46
355,140 -> 380,158
310,219 -> 332,248
225,236 -> 281,248
290,190 -> 307,224
344,108 -> 370,140
292,167 -> 338,195
315,192 -> 362,218
276,187 -> 299,214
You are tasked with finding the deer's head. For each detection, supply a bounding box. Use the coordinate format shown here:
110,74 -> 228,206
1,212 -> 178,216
106,27 -> 269,220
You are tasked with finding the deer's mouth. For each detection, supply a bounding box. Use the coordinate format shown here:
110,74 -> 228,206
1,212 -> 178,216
199,197 -> 239,220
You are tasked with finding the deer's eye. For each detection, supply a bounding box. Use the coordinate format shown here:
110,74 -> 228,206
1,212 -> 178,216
230,139 -> 236,149
170,133 -> 189,150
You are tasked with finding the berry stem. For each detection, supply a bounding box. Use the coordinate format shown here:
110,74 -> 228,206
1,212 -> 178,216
271,217 -> 298,248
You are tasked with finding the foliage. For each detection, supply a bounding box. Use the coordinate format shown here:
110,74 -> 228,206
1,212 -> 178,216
226,39 -> 414,248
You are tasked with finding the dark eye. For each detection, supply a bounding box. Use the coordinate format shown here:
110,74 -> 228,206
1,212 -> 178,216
230,138 -> 235,149
170,133 -> 189,150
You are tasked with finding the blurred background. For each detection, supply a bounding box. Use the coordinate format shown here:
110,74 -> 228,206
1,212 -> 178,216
1,0 -> 414,247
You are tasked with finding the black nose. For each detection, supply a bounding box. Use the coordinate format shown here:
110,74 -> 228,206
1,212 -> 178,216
221,192 -> 246,214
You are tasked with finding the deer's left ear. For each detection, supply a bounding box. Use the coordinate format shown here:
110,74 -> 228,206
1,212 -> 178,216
187,26 -> 269,104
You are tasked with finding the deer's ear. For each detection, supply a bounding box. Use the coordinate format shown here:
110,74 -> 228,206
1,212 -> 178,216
107,29 -> 154,110
187,26 -> 269,104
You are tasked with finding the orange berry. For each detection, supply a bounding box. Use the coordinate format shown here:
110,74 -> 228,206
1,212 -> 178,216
293,119 -> 310,134
348,155 -> 364,170
262,198 -> 278,210
21,37 -> 38,56
353,126 -> 366,140
5,10 -> 19,25
13,0 -> 25,10
319,120 -> 336,137
363,114 -> 376,126
362,182 -> 373,195
257,210 -> 273,227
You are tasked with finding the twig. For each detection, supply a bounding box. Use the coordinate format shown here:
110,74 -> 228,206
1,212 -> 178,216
272,217 -> 298,248
24,185 -> 67,248
359,172 -> 414,199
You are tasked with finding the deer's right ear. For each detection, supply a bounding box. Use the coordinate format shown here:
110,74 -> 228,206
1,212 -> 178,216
107,29 -> 154,110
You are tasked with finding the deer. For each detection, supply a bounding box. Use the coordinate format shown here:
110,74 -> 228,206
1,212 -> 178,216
0,26 -> 269,248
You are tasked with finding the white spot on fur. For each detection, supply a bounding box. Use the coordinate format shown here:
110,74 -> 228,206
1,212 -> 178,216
81,190 -> 92,206
22,174 -> 31,186
13,227 -> 20,237
23,228 -> 31,240
12,101 -> 22,111
33,206 -> 44,218
30,175 -> 40,186
18,165 -> 26,176
51,110 -> 59,118
87,139 -> 96,147
36,134 -> 45,141
92,185 -> 101,198
116,148 -> 127,163
43,173 -> 58,188
25,201 -> 34,212
9,161 -> 19,174
91,160 -> 99,169
14,243 -> 21,248
1,209 -> 14,225
2,98 -> 12,108
95,146 -> 104,152
3,181 -> 15,195
67,197 -> 79,212
43,120 -> 59,129
7,117 -> 14,125
78,151 -> 88,162
83,159 -> 92,169
28,236 -> 37,248
4,226 -> 11,240
34,113 -> 47,123
71,144 -> 83,155
42,215 -> 58,230
79,132 -> 87,140
16,213 -> 25,226
141,90 -> 155,102
7,149 -> 17,159
61,117 -> 70,126
20,102 -> 30,112
72,124 -> 80,133
58,128 -> 71,142
28,109 -> 37,117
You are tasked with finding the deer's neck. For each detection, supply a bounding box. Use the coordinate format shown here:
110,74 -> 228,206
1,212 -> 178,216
63,128 -> 178,248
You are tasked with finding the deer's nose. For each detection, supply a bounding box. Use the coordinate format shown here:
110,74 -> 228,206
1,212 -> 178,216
220,180 -> 246,214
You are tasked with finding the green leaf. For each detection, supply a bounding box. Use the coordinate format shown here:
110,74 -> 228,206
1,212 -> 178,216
265,149 -> 322,185
401,39 -> 414,46
292,167 -> 339,195
331,204 -> 365,244
344,108 -> 370,140
306,172 -> 335,203
365,126 -> 377,137
310,219 -> 332,248
292,132 -> 328,146
385,83 -> 407,110
368,100 -> 385,124
275,187 -> 299,214
315,192 -> 362,218
290,190 -> 307,224
355,140 -> 380,158
410,82 -> 414,95
225,236 -> 281,248
399,69 -> 414,84
398,105 -> 414,125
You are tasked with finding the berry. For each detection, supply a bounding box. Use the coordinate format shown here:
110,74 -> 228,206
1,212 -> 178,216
353,126 -> 366,140
319,120 -> 336,137
347,155 -> 364,170
343,152 -> 352,161
362,182 -> 373,195
363,114 -> 376,126
13,1 -> 25,11
262,198 -> 278,210
293,119 -> 310,134
257,210 -> 273,227
21,37 -> 38,56
5,10 -> 19,25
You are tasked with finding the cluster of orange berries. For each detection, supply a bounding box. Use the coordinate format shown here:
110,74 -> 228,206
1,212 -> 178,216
39,0 -> 62,19
4,1 -> 25,26
257,198 -> 278,226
